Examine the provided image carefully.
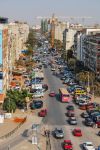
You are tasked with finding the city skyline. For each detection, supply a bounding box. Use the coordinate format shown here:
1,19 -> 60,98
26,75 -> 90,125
0,0 -> 100,25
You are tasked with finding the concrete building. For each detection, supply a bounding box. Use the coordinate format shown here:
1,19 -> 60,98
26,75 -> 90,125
8,22 -> 29,64
74,28 -> 100,62
63,28 -> 77,52
54,22 -> 69,42
0,24 -> 9,97
74,30 -> 83,61
83,33 -> 100,77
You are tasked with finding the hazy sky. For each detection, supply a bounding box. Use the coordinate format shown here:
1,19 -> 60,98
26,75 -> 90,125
0,0 -> 100,26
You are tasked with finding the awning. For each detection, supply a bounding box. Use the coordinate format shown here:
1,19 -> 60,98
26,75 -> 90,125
0,94 -> 5,104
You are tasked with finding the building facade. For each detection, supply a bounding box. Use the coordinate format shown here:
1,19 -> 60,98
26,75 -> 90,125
63,28 -> 77,52
54,22 -> 69,42
0,24 -> 9,95
83,33 -> 100,77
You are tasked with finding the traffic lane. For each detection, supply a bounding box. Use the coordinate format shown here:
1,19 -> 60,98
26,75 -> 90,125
43,67 -> 67,125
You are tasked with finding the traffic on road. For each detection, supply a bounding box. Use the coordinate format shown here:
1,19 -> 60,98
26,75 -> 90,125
32,46 -> 100,150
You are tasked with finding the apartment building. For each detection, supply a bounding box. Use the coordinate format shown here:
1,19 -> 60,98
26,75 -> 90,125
83,33 -> 100,77
54,22 -> 69,42
74,28 -> 100,62
0,20 -> 29,104
0,24 -> 9,98
63,28 -> 77,53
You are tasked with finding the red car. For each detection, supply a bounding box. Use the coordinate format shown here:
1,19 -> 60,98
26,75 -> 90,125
73,128 -> 82,136
63,140 -> 73,150
38,109 -> 47,117
49,91 -> 56,97
67,110 -> 75,117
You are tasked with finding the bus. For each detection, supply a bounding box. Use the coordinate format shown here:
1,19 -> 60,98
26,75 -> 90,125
59,88 -> 71,102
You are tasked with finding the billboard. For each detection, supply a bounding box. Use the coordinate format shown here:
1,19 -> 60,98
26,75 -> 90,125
0,30 -> 2,65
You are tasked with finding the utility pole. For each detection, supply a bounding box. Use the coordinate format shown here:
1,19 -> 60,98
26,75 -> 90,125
87,71 -> 90,96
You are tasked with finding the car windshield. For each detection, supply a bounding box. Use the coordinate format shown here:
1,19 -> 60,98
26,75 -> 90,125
57,129 -> 63,133
87,144 -> 93,146
76,130 -> 81,132
65,142 -> 72,145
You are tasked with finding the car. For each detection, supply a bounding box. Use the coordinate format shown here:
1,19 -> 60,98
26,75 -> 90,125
42,84 -> 48,91
69,117 -> 77,125
79,104 -> 87,110
51,68 -> 56,71
38,109 -> 47,117
81,112 -> 89,118
79,101 -> 89,106
49,91 -> 56,97
98,131 -> 100,136
30,100 -> 43,109
82,142 -> 95,150
97,146 -> 100,150
67,105 -> 74,111
73,128 -> 82,136
85,118 -> 94,126
67,110 -> 75,117
63,140 -> 73,150
53,128 -> 64,139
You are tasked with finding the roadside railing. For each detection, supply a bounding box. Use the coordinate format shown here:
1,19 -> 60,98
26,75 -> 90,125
0,117 -> 27,140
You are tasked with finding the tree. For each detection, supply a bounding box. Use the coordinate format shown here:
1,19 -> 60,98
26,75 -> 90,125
26,29 -> 37,48
67,49 -> 73,62
54,39 -> 63,52
68,58 -> 76,70
3,98 -> 16,113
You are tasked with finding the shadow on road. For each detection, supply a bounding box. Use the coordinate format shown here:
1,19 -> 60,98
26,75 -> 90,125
55,94 -> 61,102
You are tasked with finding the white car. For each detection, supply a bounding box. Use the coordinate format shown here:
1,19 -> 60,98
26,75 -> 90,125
82,142 -> 95,150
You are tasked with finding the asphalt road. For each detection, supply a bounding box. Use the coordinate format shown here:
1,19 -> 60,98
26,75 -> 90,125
43,63 -> 100,150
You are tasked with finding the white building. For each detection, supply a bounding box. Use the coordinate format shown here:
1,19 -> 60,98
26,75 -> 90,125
63,28 -> 77,52
54,22 -> 69,42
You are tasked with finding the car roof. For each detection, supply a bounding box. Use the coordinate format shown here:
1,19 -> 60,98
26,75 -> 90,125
74,128 -> 81,131
84,142 -> 93,144
64,140 -> 71,143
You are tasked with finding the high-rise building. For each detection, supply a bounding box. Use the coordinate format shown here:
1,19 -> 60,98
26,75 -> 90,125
0,24 -> 9,99
63,29 -> 77,52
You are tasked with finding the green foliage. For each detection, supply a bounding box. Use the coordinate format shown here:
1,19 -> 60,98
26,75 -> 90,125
54,39 -> 63,51
25,29 -> 37,57
3,89 -> 29,112
3,98 -> 16,113
67,49 -> 73,62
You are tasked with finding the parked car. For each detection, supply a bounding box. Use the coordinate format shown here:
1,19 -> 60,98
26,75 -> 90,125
67,105 -> 74,111
38,109 -> 47,117
69,117 -> 77,125
81,112 -> 89,118
30,100 -> 43,109
85,118 -> 94,126
67,110 -> 75,117
98,131 -> 100,136
97,146 -> 100,150
53,128 -> 64,139
82,142 -> 95,150
63,140 -> 73,150
73,128 -> 82,136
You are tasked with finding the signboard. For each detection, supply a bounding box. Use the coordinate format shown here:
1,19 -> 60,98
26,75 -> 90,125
0,30 -> 2,65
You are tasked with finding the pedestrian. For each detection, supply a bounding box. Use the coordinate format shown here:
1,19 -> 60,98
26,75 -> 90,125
44,130 -> 47,137
47,130 -> 50,137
